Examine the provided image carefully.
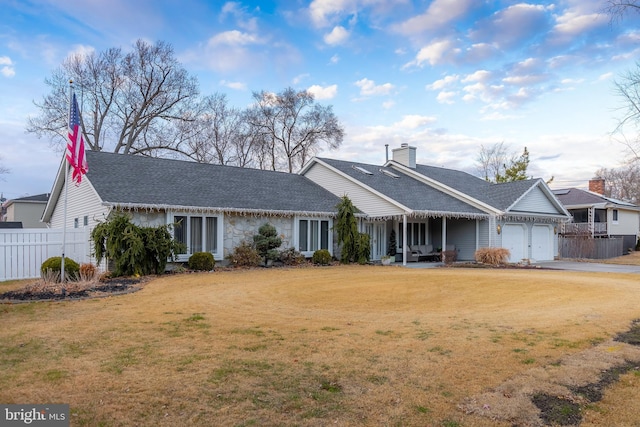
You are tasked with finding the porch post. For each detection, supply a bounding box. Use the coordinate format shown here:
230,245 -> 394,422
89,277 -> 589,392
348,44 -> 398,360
442,217 -> 447,252
402,214 -> 407,266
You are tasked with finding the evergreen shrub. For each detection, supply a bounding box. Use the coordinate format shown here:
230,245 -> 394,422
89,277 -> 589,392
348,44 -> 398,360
312,249 -> 332,265
188,252 -> 215,271
41,256 -> 80,281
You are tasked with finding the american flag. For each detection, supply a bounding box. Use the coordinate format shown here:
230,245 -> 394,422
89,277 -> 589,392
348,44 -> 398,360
67,92 -> 88,185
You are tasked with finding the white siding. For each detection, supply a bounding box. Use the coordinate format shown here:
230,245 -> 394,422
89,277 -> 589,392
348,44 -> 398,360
304,163 -> 404,217
610,209 -> 640,236
49,172 -> 109,230
511,186 -> 559,214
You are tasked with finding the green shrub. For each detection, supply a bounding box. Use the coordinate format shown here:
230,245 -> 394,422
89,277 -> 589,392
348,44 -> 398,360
91,213 -> 183,277
41,256 -> 80,281
253,223 -> 283,266
279,247 -> 306,266
188,252 -> 215,271
357,232 -> 371,265
226,241 -> 262,267
312,249 -> 332,265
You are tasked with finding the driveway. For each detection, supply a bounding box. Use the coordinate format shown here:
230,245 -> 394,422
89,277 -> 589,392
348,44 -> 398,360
536,261 -> 640,274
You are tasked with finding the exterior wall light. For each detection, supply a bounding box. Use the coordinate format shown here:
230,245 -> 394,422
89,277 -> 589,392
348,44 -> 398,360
496,224 -> 501,235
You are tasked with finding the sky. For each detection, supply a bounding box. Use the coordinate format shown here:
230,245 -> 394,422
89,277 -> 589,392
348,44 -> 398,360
2,0 -> 640,201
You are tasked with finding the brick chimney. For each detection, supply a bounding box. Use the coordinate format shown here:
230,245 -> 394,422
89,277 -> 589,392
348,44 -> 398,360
589,177 -> 605,195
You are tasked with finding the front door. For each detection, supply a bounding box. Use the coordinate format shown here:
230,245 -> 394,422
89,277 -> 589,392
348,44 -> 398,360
365,223 -> 386,260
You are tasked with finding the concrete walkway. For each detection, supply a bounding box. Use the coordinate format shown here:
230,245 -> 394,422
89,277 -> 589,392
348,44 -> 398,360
397,260 -> 640,273
535,261 -> 640,274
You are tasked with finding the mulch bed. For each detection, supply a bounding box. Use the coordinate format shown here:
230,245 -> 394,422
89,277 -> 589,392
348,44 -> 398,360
0,277 -> 147,302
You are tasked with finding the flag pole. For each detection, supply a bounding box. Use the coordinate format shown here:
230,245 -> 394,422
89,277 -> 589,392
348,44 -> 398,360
61,80 -> 73,284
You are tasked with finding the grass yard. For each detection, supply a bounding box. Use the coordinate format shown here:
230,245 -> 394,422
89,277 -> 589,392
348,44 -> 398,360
1,265 -> 640,426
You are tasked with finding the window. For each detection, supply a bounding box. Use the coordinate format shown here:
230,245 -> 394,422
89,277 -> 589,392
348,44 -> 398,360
398,222 -> 426,247
83,216 -> 88,226
299,219 -> 331,253
173,214 -> 220,257
74,218 -> 79,228
613,209 -> 619,223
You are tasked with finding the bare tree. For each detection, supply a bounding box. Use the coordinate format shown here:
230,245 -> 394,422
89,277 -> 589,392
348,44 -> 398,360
476,142 -> 533,183
476,141 -> 511,182
595,161 -> 640,203
247,87 -> 344,172
612,66 -> 640,161
27,40 -> 200,157
603,0 -> 640,24
0,157 -> 8,178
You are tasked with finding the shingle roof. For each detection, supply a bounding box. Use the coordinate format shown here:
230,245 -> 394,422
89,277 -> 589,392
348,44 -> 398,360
316,157 -> 556,216
85,151 -> 341,214
553,188 -> 638,208
317,158 -> 488,216
413,163 -> 540,210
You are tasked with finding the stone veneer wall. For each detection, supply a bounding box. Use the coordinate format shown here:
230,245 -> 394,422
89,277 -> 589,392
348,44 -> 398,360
224,214 -> 294,257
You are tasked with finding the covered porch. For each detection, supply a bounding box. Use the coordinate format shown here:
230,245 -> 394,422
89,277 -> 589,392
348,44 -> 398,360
361,213 -> 491,265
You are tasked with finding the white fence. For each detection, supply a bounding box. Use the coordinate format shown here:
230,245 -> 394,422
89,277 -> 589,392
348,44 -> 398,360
0,228 -> 91,281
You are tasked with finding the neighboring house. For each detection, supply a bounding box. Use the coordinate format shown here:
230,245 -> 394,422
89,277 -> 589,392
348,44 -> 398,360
42,144 -> 571,267
1,193 -> 49,228
42,151 -> 342,262
553,179 -> 640,251
301,144 -> 571,263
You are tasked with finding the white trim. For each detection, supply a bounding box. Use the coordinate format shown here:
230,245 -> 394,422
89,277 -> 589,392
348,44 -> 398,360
305,158 -> 414,213
168,211 -> 224,261
295,216 -> 333,257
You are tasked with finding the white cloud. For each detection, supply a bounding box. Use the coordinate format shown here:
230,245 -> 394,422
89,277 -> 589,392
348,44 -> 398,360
208,30 -> 263,46
404,39 -> 456,68
67,44 -> 95,60
307,84 -> 338,99
393,0 -> 474,35
329,54 -> 340,64
0,56 -> 15,77
382,100 -> 395,109
436,91 -> 456,104
427,74 -> 459,91
597,72 -> 613,81
462,70 -> 492,83
355,78 -> 394,96
292,73 -> 310,85
220,80 -> 247,90
309,0 -> 348,27
221,1 -> 258,32
553,12 -> 606,37
393,115 -> 436,129
324,25 -> 350,45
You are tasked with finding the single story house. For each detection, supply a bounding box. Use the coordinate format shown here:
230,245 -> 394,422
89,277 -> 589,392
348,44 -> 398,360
42,151 -> 342,263
553,178 -> 640,250
301,144 -> 571,263
42,144 -> 571,266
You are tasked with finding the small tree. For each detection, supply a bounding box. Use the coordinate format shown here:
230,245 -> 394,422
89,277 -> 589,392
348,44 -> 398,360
335,196 -> 359,263
253,223 -> 282,266
387,229 -> 397,257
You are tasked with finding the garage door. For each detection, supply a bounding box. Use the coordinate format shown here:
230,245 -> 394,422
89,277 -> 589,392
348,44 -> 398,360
502,224 -> 527,263
531,225 -> 553,261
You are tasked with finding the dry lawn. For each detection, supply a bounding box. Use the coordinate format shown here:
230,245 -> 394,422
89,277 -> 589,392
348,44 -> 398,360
1,265 -> 640,426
